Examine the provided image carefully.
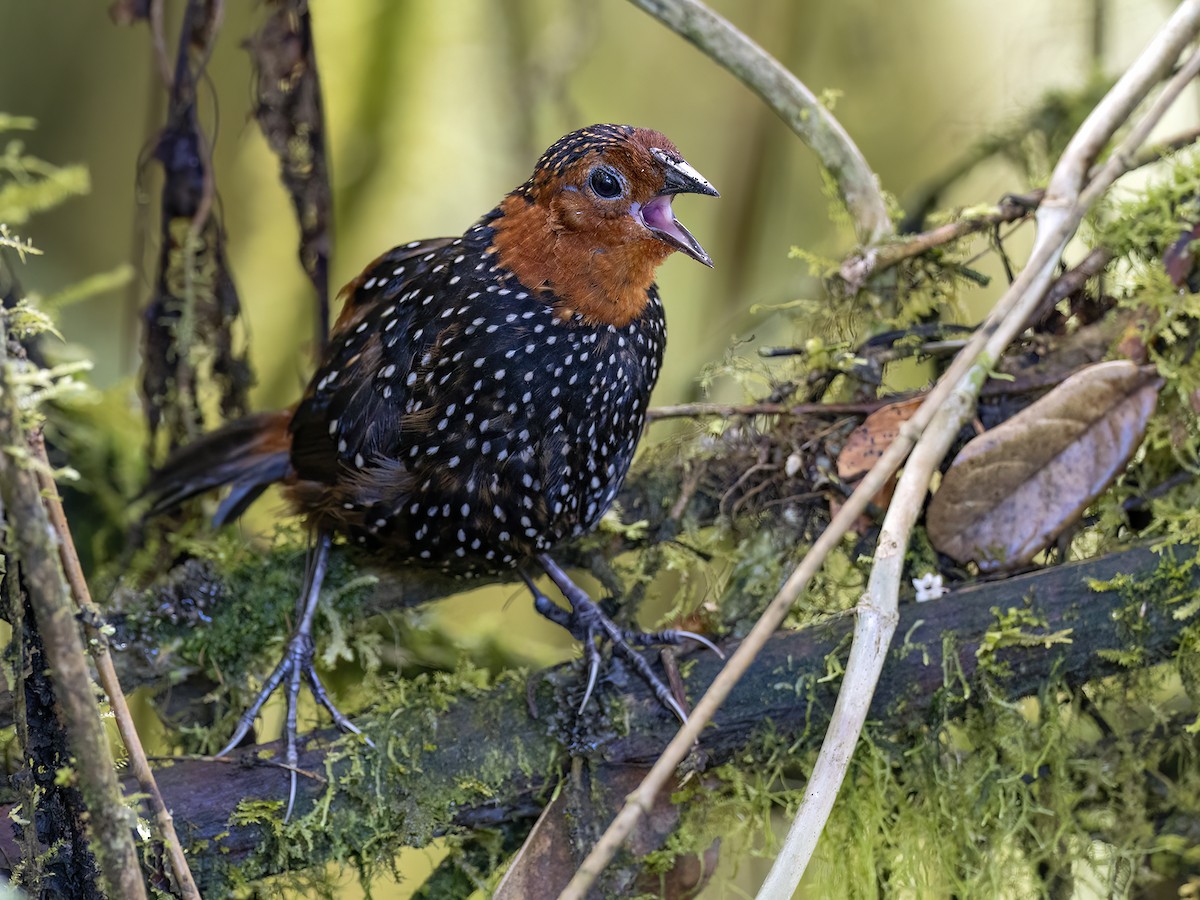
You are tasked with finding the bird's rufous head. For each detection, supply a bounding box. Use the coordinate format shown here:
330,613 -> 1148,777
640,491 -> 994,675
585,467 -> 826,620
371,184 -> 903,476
491,124 -> 718,327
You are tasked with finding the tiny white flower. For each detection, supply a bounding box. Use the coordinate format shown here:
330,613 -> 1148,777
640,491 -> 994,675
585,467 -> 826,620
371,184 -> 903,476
912,571 -> 948,603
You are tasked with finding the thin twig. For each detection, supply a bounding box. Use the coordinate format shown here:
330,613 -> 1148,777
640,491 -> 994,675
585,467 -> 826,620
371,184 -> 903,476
7,514 -> 37,885
646,399 -> 887,422
757,11 -> 1200,898
560,6 -> 1200,897
209,757 -> 328,782
625,0 -> 892,246
647,363 -> 1091,424
33,436 -> 201,900
841,125 -> 1200,291
1023,245 -> 1116,330
668,463 -> 703,522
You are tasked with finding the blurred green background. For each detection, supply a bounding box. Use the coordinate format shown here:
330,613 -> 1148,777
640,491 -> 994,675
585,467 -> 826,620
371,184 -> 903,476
0,0 -> 1183,895
5,0 -> 1173,406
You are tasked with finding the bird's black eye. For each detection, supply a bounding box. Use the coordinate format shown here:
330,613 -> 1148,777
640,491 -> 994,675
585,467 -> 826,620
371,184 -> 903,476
589,167 -> 623,199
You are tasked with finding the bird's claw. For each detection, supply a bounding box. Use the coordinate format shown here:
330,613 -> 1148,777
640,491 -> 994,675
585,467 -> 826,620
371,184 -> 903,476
575,597 -> 691,723
214,632 -> 315,760
619,625 -> 726,660
525,567 -> 711,724
306,666 -> 375,747
215,629 -> 365,821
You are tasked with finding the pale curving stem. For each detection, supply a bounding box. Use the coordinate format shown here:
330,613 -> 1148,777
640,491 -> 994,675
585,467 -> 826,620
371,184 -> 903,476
626,0 -> 892,247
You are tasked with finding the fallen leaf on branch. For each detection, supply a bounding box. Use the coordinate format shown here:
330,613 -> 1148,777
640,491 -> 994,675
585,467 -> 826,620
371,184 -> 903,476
837,395 -> 923,481
833,396 -> 923,529
927,360 -> 1161,571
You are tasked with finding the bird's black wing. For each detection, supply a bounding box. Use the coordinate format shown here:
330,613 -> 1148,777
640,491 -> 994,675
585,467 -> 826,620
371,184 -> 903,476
288,238 -> 456,484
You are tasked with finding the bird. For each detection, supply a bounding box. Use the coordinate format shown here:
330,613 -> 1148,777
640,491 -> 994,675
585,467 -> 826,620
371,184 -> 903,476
144,123 -> 719,815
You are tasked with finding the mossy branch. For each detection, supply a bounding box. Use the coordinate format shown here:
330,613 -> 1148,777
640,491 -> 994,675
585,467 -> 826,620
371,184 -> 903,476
0,543 -> 1187,893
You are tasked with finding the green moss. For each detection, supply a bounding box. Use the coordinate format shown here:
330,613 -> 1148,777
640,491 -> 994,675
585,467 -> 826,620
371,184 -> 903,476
621,657 -> 1200,899
180,659 -> 564,895
229,799 -> 287,829
0,115 -> 91,225
976,604 -> 1074,673
1090,545 -> 1200,672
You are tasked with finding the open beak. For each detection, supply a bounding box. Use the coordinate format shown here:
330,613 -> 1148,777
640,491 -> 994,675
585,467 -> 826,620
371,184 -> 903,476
642,148 -> 719,267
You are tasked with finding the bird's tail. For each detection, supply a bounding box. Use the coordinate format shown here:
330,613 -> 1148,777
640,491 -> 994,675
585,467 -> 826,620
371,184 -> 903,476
143,410 -> 294,526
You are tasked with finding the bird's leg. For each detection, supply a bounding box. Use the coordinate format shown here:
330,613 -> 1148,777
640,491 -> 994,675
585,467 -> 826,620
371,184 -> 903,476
521,571 -> 602,713
529,554 -> 723,723
216,531 -> 371,820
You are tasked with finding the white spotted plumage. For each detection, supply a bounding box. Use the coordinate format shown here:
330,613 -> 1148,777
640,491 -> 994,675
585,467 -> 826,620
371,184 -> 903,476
283,145 -> 675,578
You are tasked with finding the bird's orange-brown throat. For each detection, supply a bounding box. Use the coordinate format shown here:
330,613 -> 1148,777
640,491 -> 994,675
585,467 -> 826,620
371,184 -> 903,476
490,192 -> 673,328
488,125 -> 715,328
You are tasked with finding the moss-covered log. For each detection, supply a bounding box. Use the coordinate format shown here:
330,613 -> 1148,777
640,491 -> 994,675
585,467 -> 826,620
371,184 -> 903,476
0,542 -> 1190,892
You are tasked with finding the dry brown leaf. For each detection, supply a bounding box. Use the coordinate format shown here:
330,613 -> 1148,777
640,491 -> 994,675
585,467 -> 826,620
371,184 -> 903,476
837,395 -> 923,481
493,786 -> 577,900
833,396 -> 921,530
494,765 -> 717,899
927,360 -> 1161,571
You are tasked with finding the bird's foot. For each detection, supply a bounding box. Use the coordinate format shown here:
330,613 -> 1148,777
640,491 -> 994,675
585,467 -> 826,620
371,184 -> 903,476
524,563 -> 724,723
215,629 -> 373,820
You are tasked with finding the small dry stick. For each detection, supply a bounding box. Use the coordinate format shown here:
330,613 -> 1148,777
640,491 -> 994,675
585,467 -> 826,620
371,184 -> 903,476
33,436 -> 201,900
1023,245 -> 1115,330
